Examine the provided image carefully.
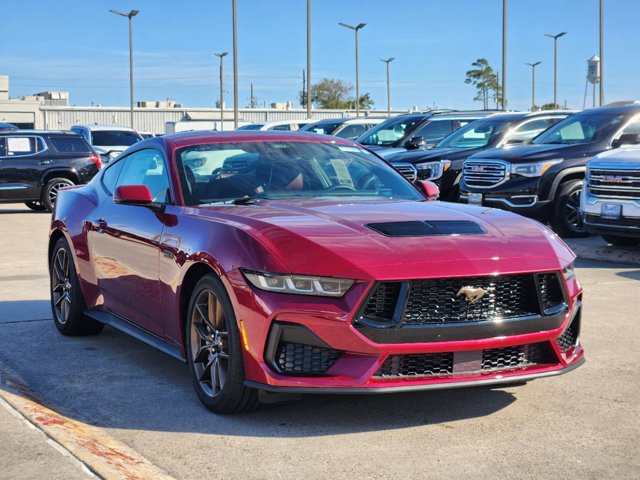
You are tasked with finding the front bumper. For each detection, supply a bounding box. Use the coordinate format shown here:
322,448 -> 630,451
229,269 -> 584,393
581,188 -> 640,238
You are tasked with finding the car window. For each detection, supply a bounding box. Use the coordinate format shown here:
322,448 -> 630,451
357,117 -> 423,146
0,138 -> 5,156
534,113 -> 625,145
116,149 -> 171,203
335,124 -> 368,139
101,158 -> 126,194
413,120 -> 453,142
505,118 -> 556,143
0,136 -> 45,158
270,124 -> 291,131
50,136 -> 92,153
301,121 -> 343,135
91,130 -> 142,147
438,117 -> 513,149
620,117 -> 640,135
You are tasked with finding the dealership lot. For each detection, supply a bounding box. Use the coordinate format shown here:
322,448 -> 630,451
0,203 -> 639,479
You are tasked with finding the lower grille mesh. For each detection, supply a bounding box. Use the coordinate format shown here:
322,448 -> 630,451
556,313 -> 580,352
275,342 -> 341,375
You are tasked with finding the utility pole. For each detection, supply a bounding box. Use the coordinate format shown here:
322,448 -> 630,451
215,52 -> 228,131
306,0 -> 312,118
232,0 -> 239,129
545,31 -> 567,107
502,0 -> 507,110
599,0 -> 604,106
526,61 -> 541,111
339,22 -> 366,117
109,9 -> 140,129
380,58 -> 395,117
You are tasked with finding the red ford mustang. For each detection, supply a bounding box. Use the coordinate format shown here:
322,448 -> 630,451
49,131 -> 584,413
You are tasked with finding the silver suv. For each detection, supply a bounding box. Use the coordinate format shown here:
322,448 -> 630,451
581,146 -> 640,246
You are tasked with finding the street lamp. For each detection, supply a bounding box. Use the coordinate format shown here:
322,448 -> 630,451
380,57 -> 395,117
232,0 -> 239,129
526,61 -> 541,111
599,0 -> 604,106
338,22 -> 366,117
215,52 -> 228,131
502,0 -> 507,110
109,9 -> 140,129
545,31 -> 567,107
306,0 -> 312,118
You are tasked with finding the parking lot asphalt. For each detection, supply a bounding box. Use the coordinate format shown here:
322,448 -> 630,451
1,202 -> 639,480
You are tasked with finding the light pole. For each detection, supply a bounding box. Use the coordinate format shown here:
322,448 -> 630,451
526,61 -> 541,111
306,0 -> 312,118
215,52 -> 228,131
109,9 -> 139,129
380,57 -> 395,117
599,0 -> 604,106
502,0 -> 507,110
338,22 -> 366,117
232,0 -> 239,129
545,31 -> 567,108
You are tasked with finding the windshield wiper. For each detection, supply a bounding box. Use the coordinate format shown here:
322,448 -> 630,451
231,195 -> 263,205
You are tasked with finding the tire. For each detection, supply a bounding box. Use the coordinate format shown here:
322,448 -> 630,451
24,201 -> 47,211
186,274 -> 258,414
42,177 -> 75,212
550,180 -> 589,238
601,234 -> 640,247
50,237 -> 104,336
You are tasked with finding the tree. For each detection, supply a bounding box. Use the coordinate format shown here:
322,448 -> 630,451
465,58 -> 502,109
541,102 -> 561,110
299,78 -> 374,110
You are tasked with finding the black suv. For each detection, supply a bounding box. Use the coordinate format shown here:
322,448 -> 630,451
355,111 -> 493,158
387,111 -> 571,200
460,105 -> 640,237
0,130 -> 101,211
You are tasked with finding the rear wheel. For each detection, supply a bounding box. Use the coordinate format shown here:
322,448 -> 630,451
601,234 -> 640,247
50,237 -> 104,336
550,180 -> 589,238
24,201 -> 47,211
42,177 -> 75,211
186,274 -> 258,414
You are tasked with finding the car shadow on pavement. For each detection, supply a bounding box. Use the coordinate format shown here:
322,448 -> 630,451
0,301 -> 518,438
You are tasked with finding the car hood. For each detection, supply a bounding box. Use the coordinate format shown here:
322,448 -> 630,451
469,143 -> 591,163
192,199 -> 574,280
588,147 -> 640,169
388,147 -> 476,164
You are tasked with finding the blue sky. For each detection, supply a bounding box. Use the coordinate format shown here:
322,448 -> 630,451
1,0 -> 638,111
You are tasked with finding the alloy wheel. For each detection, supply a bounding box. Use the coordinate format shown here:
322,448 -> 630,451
48,180 -> 72,206
190,290 -> 230,398
51,247 -> 73,324
562,188 -> 585,233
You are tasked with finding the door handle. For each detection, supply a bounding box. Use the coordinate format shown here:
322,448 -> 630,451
93,218 -> 107,233
38,160 -> 53,165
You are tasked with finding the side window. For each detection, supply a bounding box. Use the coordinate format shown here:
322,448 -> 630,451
621,118 -> 640,135
0,137 -> 6,157
2,136 -> 45,157
506,118 -> 552,143
336,124 -> 368,139
271,124 -> 291,131
414,121 -> 453,141
101,159 -> 125,194
116,149 -> 171,204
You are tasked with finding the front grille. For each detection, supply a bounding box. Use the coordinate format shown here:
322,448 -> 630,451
537,273 -> 565,312
588,169 -> 640,200
463,160 -> 509,188
401,274 -> 540,325
374,342 -> 556,378
394,162 -> 418,182
586,214 -> 640,228
275,342 -> 342,375
363,282 -> 401,322
556,312 -> 580,352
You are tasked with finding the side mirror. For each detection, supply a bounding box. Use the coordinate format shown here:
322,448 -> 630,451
417,180 -> 440,201
612,133 -> 640,148
405,136 -> 426,150
114,185 -> 153,205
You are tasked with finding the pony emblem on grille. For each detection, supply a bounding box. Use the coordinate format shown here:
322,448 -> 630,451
456,286 -> 495,304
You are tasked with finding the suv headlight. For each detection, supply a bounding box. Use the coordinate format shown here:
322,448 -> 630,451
511,159 -> 563,177
242,269 -> 354,297
562,262 -> 575,281
415,160 -> 451,180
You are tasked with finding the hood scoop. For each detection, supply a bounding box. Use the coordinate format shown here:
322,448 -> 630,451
366,220 -> 486,237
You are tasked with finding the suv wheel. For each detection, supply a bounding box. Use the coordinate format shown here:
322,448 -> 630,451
42,177 -> 75,211
550,180 -> 588,238
25,201 -> 47,211
601,234 -> 640,247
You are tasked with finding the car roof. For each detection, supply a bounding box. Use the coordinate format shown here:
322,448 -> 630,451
0,129 -> 81,136
163,130 -> 357,148
577,104 -> 640,115
71,124 -> 138,131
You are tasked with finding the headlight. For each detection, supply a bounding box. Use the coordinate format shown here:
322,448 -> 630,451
241,269 -> 354,297
511,159 -> 563,177
562,262 -> 575,281
414,160 -> 451,180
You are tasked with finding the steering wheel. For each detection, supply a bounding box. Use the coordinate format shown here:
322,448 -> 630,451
357,173 -> 378,190
326,184 -> 357,193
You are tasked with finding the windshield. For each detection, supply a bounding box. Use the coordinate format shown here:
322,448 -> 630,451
176,141 -> 422,205
300,121 -> 343,135
533,112 -> 625,145
91,130 -> 142,147
438,117 -> 514,149
356,116 -> 423,147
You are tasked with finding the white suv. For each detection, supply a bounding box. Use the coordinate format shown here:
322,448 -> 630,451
70,124 -> 143,164
581,146 -> 640,246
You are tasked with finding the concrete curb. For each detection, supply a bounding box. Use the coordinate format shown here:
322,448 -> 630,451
565,238 -> 640,266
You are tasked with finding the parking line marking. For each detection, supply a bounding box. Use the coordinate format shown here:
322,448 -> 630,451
0,362 -> 176,480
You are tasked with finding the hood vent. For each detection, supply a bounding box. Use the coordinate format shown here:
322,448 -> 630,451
366,220 -> 486,237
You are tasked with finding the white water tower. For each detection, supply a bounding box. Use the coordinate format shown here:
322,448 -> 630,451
584,55 -> 601,108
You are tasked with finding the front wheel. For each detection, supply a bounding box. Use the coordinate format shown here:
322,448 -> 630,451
550,180 -> 589,238
42,177 -> 75,211
186,274 -> 258,414
601,234 -> 640,247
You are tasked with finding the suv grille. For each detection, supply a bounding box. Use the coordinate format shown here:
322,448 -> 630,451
588,169 -> 640,200
394,163 -> 418,182
375,342 -> 555,378
463,160 -> 508,188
